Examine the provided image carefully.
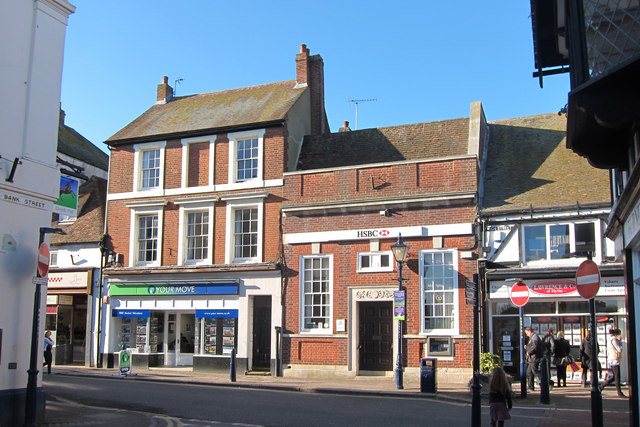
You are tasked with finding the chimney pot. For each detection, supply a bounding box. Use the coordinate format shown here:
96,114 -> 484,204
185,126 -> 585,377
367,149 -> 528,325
339,121 -> 351,132
300,44 -> 307,53
162,76 -> 168,84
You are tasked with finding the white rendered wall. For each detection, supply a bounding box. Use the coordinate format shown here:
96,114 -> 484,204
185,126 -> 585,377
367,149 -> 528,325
0,0 -> 74,416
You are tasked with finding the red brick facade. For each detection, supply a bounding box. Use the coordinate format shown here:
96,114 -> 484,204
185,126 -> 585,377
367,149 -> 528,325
280,123 -> 482,380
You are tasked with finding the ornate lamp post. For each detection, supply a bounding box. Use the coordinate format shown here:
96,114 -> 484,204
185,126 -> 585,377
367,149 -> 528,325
391,234 -> 409,390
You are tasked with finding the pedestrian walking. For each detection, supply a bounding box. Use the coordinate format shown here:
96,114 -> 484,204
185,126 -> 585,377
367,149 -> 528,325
524,327 -> 543,391
43,330 -> 54,374
599,328 -> 625,397
553,332 -> 571,387
542,329 -> 556,386
580,331 -> 600,387
489,366 -> 512,427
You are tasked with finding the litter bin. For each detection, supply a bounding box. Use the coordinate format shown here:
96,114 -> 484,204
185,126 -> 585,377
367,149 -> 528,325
420,358 -> 437,393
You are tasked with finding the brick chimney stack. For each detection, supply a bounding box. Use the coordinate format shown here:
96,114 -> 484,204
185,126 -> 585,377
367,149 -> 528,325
295,44 -> 328,135
156,76 -> 173,104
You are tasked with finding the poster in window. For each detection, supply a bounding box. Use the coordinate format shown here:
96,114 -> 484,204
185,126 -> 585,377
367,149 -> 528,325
223,327 -> 234,336
222,318 -> 235,327
208,335 -> 216,345
121,324 -> 131,333
136,335 -> 146,344
137,344 -> 145,352
151,344 -> 158,352
223,336 -> 234,346
208,326 -> 216,335
503,351 -> 512,362
136,325 -> 147,334
572,335 -> 581,346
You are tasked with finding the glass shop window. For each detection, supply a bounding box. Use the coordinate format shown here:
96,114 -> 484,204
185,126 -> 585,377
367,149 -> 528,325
198,317 -> 238,355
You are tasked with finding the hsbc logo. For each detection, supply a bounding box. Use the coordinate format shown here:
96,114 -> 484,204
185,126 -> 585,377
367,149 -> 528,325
357,229 -> 391,238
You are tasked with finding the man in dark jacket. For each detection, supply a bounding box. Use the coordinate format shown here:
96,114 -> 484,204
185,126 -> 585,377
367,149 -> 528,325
525,327 -> 543,391
580,331 -> 600,387
542,329 -> 556,386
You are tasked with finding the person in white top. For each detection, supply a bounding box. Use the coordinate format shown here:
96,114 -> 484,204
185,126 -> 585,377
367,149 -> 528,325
599,328 -> 625,397
43,330 -> 54,374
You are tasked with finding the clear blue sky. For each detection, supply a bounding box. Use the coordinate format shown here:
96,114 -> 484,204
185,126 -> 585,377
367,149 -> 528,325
61,1 -> 570,152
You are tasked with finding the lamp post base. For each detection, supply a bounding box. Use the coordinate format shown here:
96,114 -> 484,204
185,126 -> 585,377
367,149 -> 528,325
395,366 -> 404,390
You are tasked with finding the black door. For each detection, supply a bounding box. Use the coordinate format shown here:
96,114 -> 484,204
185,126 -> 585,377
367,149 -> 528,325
359,301 -> 393,371
252,296 -> 271,371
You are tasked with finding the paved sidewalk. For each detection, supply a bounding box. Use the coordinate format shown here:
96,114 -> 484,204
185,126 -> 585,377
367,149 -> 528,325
44,366 -> 632,426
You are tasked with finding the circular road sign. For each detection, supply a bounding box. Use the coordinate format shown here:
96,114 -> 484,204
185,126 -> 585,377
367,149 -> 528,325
576,259 -> 600,299
510,281 -> 530,307
37,242 -> 50,277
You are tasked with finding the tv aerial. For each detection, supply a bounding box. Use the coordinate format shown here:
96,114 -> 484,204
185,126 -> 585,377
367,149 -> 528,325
347,98 -> 376,130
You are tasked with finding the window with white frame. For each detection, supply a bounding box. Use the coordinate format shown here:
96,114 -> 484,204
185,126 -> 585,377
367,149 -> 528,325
137,214 -> 158,263
523,221 -> 596,263
357,251 -> 393,272
133,142 -> 166,193
421,250 -> 458,333
186,210 -> 209,262
234,207 -> 258,259
300,255 -> 332,332
228,130 -> 264,185
141,150 -> 160,189
223,196 -> 265,264
50,251 -> 58,267
236,137 -> 259,182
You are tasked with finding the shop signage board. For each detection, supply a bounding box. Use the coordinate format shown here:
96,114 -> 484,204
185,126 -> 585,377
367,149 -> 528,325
110,282 -> 239,296
195,309 -> 239,318
37,242 -> 49,277
576,259 -> 600,299
509,282 -> 529,307
119,349 -> 132,375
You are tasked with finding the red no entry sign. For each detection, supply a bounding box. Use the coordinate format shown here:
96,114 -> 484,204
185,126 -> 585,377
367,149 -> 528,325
576,259 -> 600,299
37,242 -> 50,277
510,281 -> 529,307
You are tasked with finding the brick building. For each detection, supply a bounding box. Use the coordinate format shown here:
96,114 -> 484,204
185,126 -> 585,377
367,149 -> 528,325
279,102 -> 488,382
101,45 -> 327,374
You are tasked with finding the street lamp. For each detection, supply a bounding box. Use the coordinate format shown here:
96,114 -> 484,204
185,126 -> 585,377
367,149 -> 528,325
25,227 -> 65,426
391,234 -> 409,390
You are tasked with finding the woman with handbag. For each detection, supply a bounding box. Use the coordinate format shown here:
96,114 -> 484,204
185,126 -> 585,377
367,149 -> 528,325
599,328 -> 625,397
553,332 -> 571,387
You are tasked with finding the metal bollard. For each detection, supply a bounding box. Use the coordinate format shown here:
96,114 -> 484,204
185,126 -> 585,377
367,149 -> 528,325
540,357 -> 550,404
230,348 -> 237,382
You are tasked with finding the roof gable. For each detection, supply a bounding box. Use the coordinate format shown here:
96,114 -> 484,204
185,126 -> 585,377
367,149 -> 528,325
107,80 -> 306,144
297,118 -> 470,170
482,113 -> 610,213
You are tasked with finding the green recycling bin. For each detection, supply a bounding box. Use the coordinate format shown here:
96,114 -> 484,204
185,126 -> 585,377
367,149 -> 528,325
420,358 -> 437,393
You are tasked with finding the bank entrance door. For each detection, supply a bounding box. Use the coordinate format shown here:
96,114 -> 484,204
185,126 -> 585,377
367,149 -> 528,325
359,301 -> 393,371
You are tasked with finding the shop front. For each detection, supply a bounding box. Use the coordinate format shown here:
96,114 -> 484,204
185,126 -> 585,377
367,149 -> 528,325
105,272 -> 281,374
46,270 -> 94,365
488,272 -> 627,383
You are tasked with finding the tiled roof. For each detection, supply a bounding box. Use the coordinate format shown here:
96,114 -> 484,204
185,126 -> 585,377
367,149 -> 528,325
481,113 -> 611,214
58,121 -> 108,171
51,176 -> 107,245
297,118 -> 470,170
107,80 -> 306,143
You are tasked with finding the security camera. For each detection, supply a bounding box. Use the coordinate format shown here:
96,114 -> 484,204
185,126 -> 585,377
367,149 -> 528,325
379,209 -> 391,217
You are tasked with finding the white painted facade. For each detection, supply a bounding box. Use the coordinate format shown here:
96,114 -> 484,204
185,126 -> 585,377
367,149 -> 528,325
0,0 -> 74,424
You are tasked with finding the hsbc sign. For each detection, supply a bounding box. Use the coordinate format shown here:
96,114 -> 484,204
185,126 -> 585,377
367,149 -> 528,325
357,229 -> 391,238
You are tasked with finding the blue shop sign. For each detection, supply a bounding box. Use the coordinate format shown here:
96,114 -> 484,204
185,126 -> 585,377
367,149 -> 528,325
195,309 -> 239,319
112,309 -> 150,318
